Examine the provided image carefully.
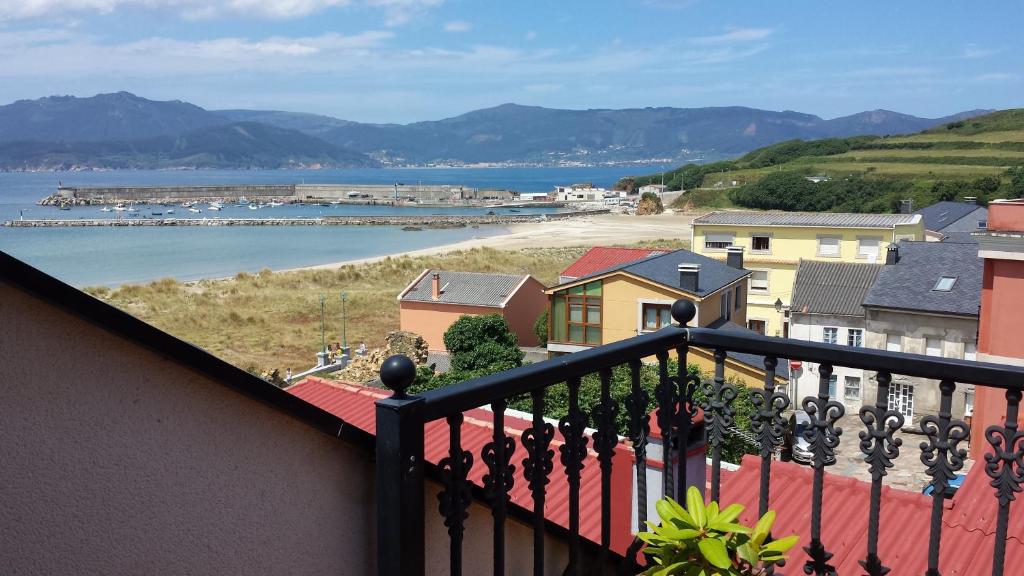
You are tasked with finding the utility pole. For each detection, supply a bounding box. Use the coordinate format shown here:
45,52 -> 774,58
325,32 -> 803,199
340,292 -> 349,349
319,294 -> 327,354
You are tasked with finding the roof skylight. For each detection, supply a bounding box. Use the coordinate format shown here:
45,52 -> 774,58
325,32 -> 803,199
933,276 -> 957,292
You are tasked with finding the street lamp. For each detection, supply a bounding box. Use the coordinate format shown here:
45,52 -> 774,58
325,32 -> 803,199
319,294 -> 327,354
340,292 -> 348,349
774,298 -> 784,313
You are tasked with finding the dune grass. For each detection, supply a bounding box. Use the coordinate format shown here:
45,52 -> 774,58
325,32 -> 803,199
85,241 -> 689,374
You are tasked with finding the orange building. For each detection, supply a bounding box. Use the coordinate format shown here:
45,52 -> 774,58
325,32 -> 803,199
971,199 -> 1024,459
398,269 -> 548,351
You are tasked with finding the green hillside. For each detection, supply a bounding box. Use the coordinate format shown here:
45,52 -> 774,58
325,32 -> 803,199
622,109 -> 1024,212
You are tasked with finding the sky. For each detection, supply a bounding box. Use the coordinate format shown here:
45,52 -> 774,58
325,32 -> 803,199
0,0 -> 1020,123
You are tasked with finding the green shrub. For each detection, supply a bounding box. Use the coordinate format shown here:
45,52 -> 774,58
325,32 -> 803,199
533,310 -> 549,347
638,487 -> 798,575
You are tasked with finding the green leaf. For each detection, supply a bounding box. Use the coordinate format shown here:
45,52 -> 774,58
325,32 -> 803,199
717,503 -> 744,525
686,487 -> 707,528
707,520 -> 752,535
697,537 -> 732,569
752,510 -> 775,546
665,497 -> 697,527
736,542 -> 759,565
706,501 -> 719,521
762,534 -> 800,554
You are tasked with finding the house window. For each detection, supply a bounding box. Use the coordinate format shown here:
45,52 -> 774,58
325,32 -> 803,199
823,327 -> 838,344
721,291 -> 732,321
734,287 -> 742,310
748,319 -> 767,335
965,389 -> 975,416
965,341 -> 977,361
889,382 -> 915,421
847,329 -> 863,347
933,276 -> 957,292
828,374 -> 838,398
551,281 -> 602,345
978,220 -> 988,229
642,303 -> 673,332
749,270 -> 769,293
926,337 -> 942,357
704,232 -> 735,250
886,333 -> 902,352
857,237 -> 881,262
844,376 -> 861,405
818,236 -> 841,257
751,235 -> 771,252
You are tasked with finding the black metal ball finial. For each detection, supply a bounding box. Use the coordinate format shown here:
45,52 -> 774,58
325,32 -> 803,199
380,354 -> 416,398
671,299 -> 697,326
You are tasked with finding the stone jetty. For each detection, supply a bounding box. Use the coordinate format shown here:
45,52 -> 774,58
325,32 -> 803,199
4,210 -> 609,228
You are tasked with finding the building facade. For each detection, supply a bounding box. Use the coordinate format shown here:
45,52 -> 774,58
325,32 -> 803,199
691,211 -> 925,337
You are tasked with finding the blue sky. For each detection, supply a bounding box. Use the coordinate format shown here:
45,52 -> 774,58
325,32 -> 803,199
0,0 -> 1019,123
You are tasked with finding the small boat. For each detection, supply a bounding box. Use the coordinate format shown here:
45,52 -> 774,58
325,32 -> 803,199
100,207 -> 111,213
188,207 -> 202,213
112,204 -> 127,212
509,209 -> 521,213
267,201 -> 284,207
248,204 -> 259,210
151,212 -> 162,216
59,204 -> 71,211
166,209 -> 175,215
208,205 -> 222,211
330,200 -> 343,205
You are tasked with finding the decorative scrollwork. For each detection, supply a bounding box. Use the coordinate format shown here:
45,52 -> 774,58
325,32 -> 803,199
751,359 -> 790,458
803,539 -> 836,576
623,369 -> 650,462
522,419 -> 555,493
678,371 -> 701,422
592,396 -> 621,473
654,351 -> 678,442
984,393 -> 1024,506
558,408 -> 589,484
482,435 -> 516,505
919,411 -> 970,496
802,364 -> 844,469
702,372 -> 738,450
859,407 -> 904,481
437,416 -> 474,538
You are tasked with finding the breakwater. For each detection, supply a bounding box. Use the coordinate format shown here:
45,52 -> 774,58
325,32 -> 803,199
4,209 -> 609,228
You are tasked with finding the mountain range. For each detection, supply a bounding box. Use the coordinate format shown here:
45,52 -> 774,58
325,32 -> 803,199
0,92 -> 994,170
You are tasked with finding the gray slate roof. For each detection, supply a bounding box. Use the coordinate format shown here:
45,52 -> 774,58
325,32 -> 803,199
694,210 -> 920,228
915,201 -> 985,232
401,270 -> 528,307
862,241 -> 982,317
791,261 -> 882,317
576,248 -> 749,297
705,318 -> 789,379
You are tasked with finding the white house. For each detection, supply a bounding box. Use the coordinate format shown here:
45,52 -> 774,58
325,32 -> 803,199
555,184 -> 609,202
638,184 -> 668,196
788,260 -> 882,408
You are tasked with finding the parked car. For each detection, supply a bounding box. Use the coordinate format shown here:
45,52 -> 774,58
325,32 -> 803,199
922,474 -> 966,498
784,410 -> 836,466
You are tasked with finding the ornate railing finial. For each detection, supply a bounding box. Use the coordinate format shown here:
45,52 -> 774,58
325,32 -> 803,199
380,354 -> 416,399
671,299 -> 697,326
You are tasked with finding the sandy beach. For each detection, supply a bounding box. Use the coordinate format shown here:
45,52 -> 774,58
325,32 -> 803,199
288,211 -> 699,272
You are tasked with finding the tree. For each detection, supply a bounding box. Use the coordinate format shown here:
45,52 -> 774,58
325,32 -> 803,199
443,314 -> 524,374
637,192 -> 665,215
533,310 -> 549,347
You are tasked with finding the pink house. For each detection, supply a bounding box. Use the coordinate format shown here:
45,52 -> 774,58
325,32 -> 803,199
398,269 -> 548,351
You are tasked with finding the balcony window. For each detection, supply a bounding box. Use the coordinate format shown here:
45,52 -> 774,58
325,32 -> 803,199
847,328 -> 863,347
747,319 -> 766,335
823,327 -> 838,345
818,236 -> 841,257
551,281 -> 601,345
751,235 -> 771,252
889,382 -> 915,421
749,270 -> 769,293
857,237 -> 881,262
844,376 -> 861,404
642,303 -> 672,332
704,232 -> 734,250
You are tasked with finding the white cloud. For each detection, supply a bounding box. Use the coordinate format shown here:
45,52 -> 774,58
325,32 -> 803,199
842,66 -> 933,79
961,44 -> 1001,60
689,27 -> 773,46
0,0 -> 442,21
443,20 -> 471,32
524,30 -> 537,41
972,72 -> 1018,84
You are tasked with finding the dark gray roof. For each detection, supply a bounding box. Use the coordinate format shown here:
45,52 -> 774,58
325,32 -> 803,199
694,211 -> 920,228
791,261 -> 882,317
401,270 -> 529,307
862,241 -> 982,317
706,318 -> 789,379
940,231 -> 980,244
915,201 -> 985,232
576,248 -> 749,297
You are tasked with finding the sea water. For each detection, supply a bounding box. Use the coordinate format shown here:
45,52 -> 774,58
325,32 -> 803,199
0,166 -> 669,286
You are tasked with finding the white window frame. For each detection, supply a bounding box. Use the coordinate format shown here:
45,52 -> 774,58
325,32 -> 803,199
750,233 -> 772,254
888,382 -> 915,422
635,298 -> 677,335
964,341 -> 978,361
817,235 -> 841,258
856,236 -> 883,262
747,318 -> 768,335
847,328 -> 863,347
704,232 -> 735,251
844,376 -> 862,405
749,269 -> 769,294
933,276 -> 957,292
822,327 -> 839,345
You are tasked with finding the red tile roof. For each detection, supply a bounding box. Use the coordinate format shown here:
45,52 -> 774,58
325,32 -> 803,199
287,377 -> 635,554
560,247 -> 667,280
720,454 -> 1024,575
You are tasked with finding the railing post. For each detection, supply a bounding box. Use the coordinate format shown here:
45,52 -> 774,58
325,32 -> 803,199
376,355 -> 425,576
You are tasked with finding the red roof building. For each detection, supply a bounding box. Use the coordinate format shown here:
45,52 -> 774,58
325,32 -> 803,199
558,247 -> 668,284
288,377 -> 636,554
720,454 -> 1024,575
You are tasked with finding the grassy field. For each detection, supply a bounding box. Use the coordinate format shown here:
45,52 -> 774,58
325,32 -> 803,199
87,240 -> 689,374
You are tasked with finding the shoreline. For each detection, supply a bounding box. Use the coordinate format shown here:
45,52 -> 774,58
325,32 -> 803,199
279,211 -> 697,273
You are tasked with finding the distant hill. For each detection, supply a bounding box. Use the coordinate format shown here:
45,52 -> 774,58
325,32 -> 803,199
0,92 -> 228,143
623,109 -> 1024,213
215,109 -> 363,139
0,122 -> 378,170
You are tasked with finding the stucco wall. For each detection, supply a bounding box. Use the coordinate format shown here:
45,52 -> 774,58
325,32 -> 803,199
602,275 -> 686,343
789,313 -> 869,408
0,282 -> 377,575
499,276 -> 549,347
399,300 -> 501,351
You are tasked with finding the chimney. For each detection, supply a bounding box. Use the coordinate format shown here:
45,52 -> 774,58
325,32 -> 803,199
899,199 -> 913,214
726,246 -> 745,269
963,196 -> 978,204
431,273 -> 441,300
678,263 -> 700,293
885,244 -> 900,265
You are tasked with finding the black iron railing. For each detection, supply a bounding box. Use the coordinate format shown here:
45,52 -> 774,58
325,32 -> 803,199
374,300 -> 1024,576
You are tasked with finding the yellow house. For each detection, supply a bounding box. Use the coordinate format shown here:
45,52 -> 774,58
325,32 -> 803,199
692,211 -> 925,337
544,248 -> 788,386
